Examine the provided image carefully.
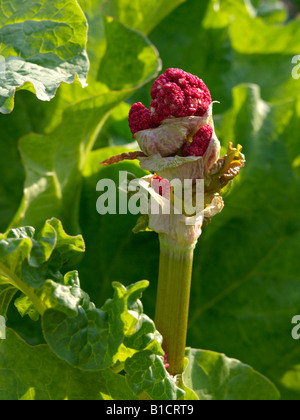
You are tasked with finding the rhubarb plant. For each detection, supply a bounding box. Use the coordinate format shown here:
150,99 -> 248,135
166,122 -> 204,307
101,68 -> 269,387
1,0 -> 300,401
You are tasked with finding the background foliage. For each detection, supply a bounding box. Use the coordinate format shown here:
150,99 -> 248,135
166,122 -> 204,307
0,0 -> 300,400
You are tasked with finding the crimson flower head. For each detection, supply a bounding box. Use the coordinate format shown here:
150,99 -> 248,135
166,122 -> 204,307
150,68 -> 212,123
102,68 -> 220,181
126,68 -> 218,171
102,67 -> 244,187
128,69 -> 214,161
129,68 -> 212,135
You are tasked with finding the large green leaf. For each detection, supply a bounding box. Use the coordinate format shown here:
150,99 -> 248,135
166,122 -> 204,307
0,0 -> 89,114
183,348 -> 280,400
0,329 -> 136,400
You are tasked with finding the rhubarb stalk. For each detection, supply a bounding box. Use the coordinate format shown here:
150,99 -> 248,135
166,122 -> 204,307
155,234 -> 195,375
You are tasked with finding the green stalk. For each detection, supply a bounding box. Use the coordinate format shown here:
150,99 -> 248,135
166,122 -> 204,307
155,233 -> 196,376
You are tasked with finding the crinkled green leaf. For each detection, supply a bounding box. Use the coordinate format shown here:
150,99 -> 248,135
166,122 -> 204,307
34,0 -> 162,121
183,348 -> 280,400
45,218 -> 87,268
121,286 -> 163,355
0,329 -> 136,400
0,217 -> 171,390
204,142 -> 245,204
0,0 -> 89,114
43,277 -> 183,399
42,273 -> 123,371
0,218 -> 85,278
0,218 -> 85,318
125,350 -> 184,400
42,279 -> 163,371
1,326 -> 181,401
0,216 -> 164,387
42,278 -> 134,371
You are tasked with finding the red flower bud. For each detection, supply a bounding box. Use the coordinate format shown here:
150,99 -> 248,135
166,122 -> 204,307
128,68 -> 212,136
